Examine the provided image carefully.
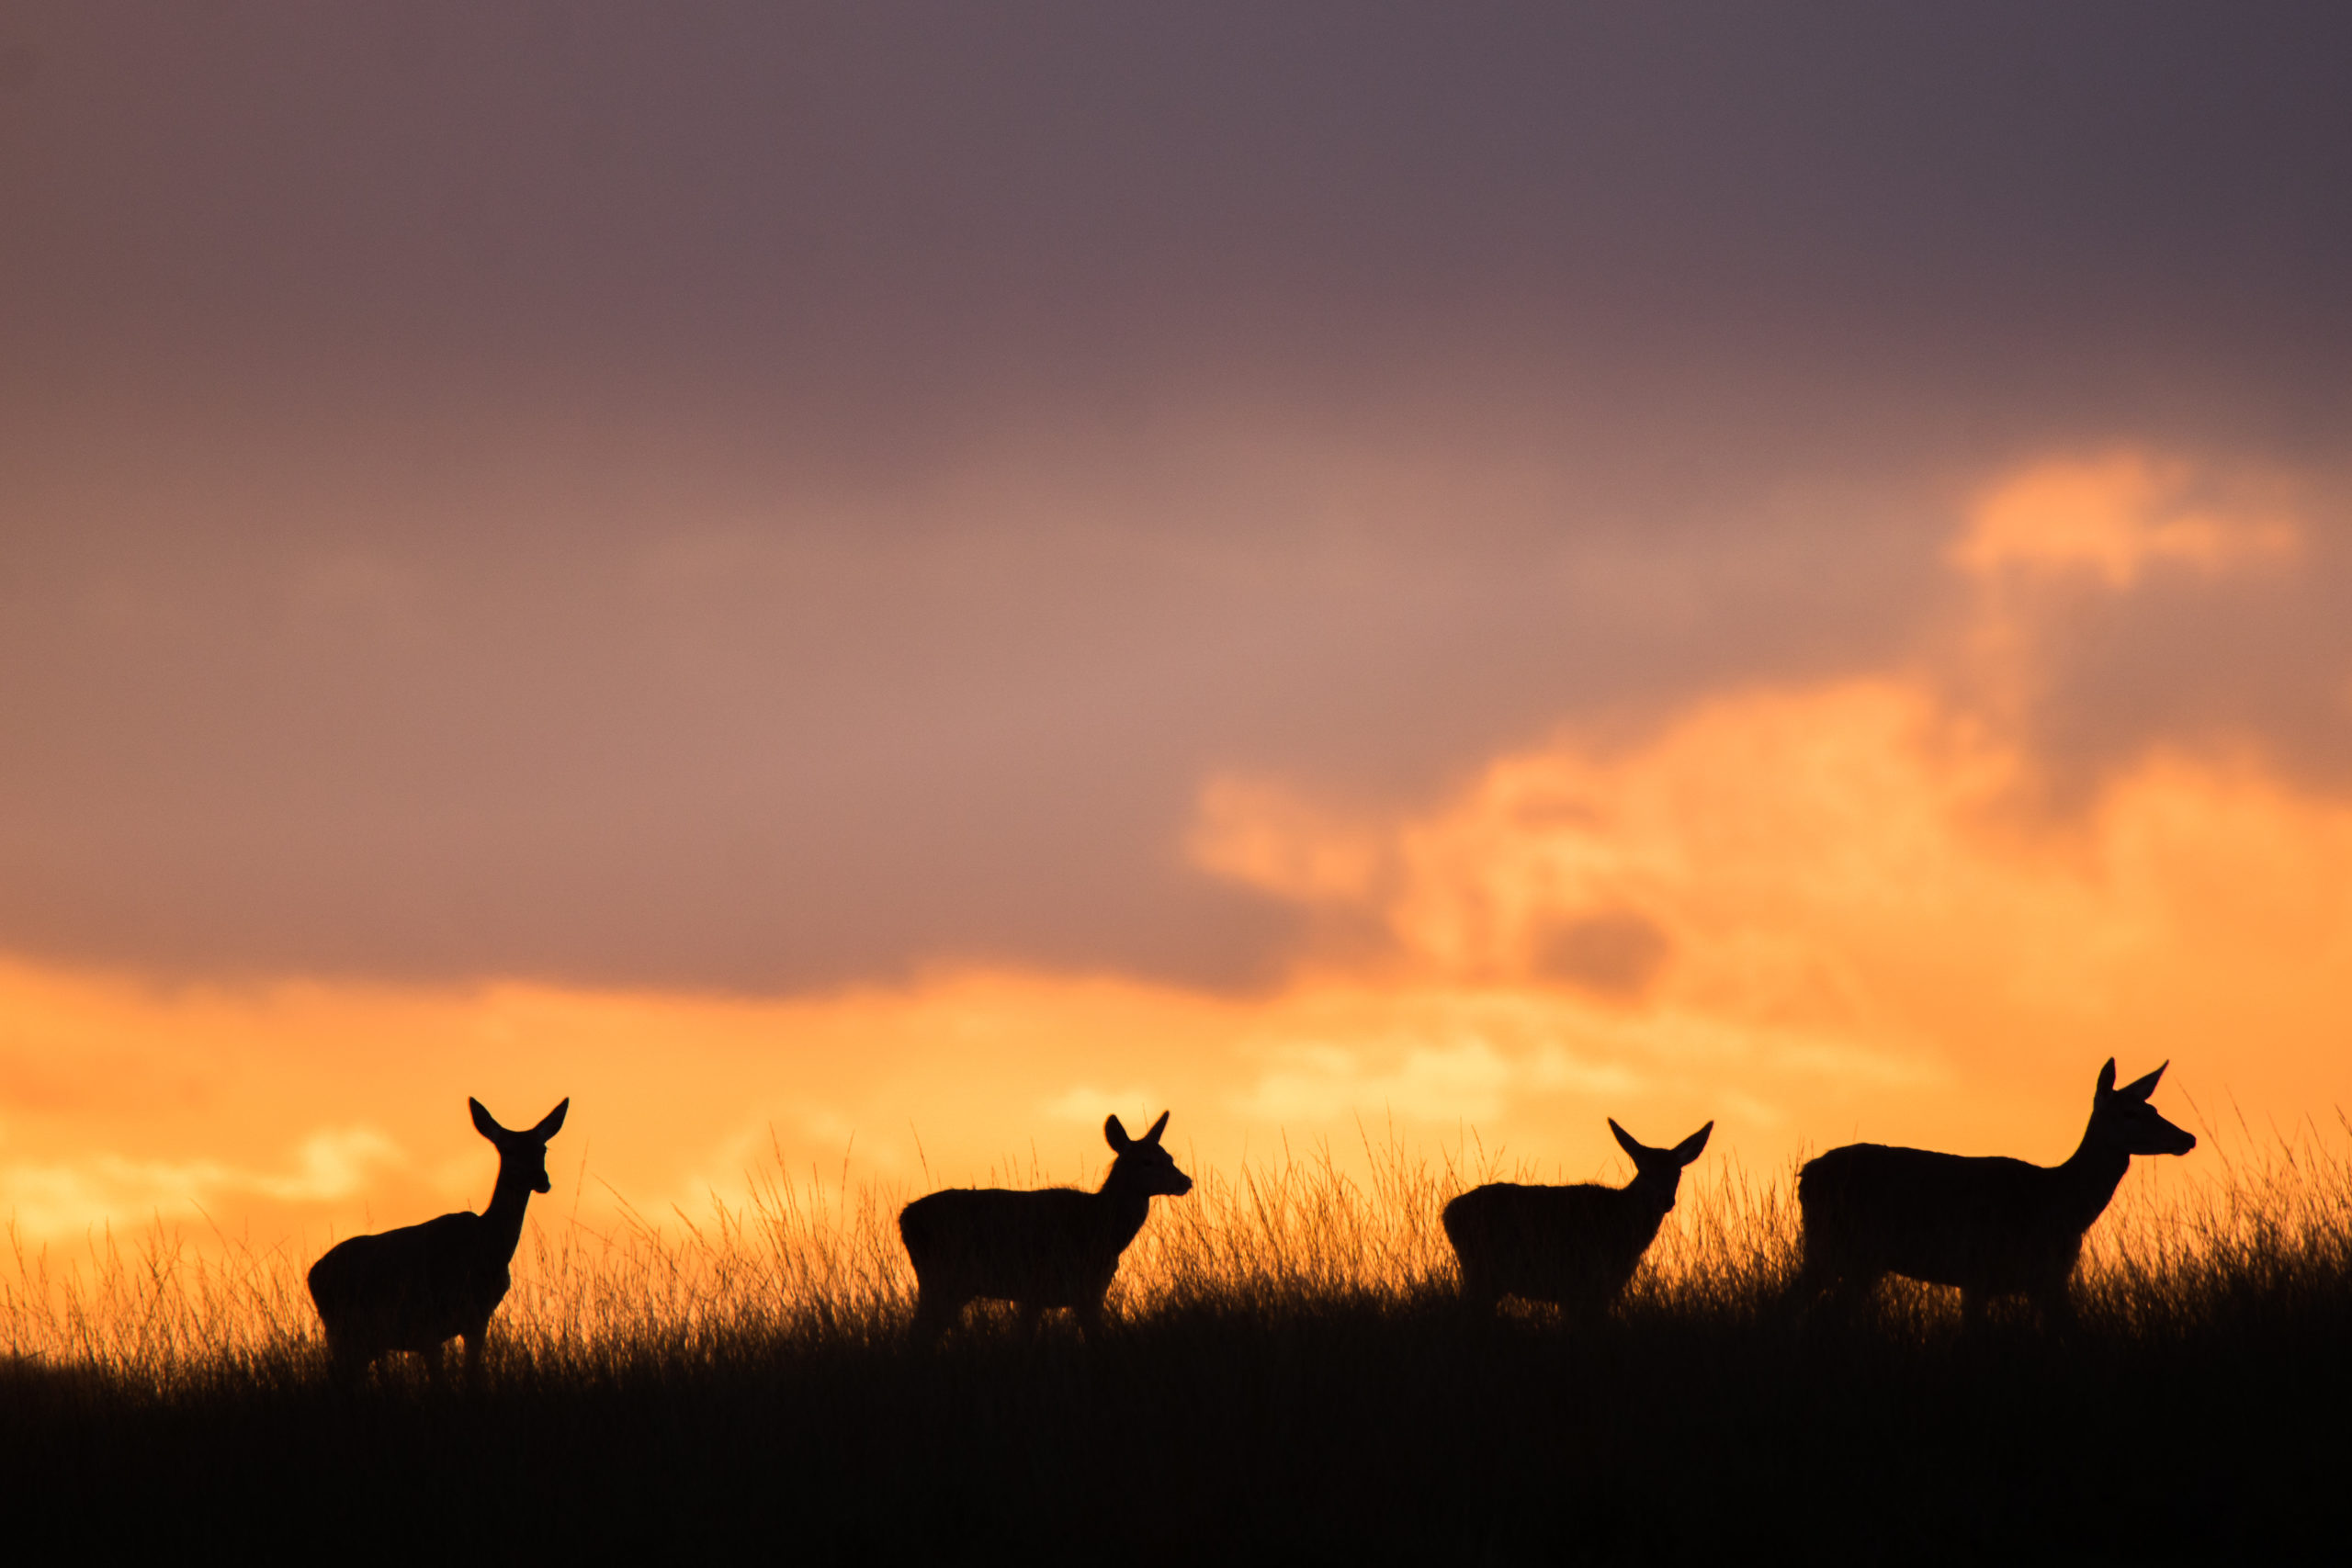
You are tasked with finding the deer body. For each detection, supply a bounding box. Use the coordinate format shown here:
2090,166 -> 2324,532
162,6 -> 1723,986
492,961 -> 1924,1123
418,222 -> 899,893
1794,1060 -> 2194,1325
899,1111 -> 1192,1342
308,1097 -> 568,1380
1443,1119 -> 1712,1317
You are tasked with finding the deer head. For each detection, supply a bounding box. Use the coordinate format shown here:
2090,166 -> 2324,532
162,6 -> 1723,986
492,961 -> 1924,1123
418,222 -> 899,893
2089,1061 -> 2197,1157
471,1097 -> 571,1193
1104,1111 -> 1194,1197
1611,1118 -> 1713,1214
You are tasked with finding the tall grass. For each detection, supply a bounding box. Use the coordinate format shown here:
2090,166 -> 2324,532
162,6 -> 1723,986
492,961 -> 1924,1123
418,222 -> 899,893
7,1119 -> 2351,1382
2077,1111 -> 2352,1337
2,1221 -> 316,1382
6,1124 -> 2351,1557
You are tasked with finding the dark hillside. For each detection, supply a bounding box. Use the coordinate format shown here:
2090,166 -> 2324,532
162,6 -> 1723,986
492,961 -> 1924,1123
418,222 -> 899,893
6,1145 -> 2348,1561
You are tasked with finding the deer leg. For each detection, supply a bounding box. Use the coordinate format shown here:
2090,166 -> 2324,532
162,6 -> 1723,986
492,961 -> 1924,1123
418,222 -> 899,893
1807,1270 -> 1877,1337
1455,1263 -> 1500,1316
1960,1290 -> 1988,1333
1074,1294 -> 1110,1341
1776,1261 -> 1818,1332
461,1325 -> 488,1384
1562,1286 -> 1610,1335
1785,1249 -> 1838,1326
2035,1280 -> 2081,1338
324,1337 -> 368,1391
910,1291 -> 961,1347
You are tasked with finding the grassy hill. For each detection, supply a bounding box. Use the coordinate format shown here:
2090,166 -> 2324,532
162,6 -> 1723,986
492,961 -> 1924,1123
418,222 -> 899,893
6,1134 -> 2348,1561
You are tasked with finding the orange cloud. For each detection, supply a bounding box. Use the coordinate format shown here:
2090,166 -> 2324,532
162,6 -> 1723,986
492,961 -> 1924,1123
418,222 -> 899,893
6,448 -> 2347,1249
15,670 -> 2347,1247
1189,776 -> 1386,905
1950,450 -> 2298,587
1207,676 -> 2352,1125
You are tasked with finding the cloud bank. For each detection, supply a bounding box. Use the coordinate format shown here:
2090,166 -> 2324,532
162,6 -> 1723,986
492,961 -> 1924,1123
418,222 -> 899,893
3,8 -> 2349,1235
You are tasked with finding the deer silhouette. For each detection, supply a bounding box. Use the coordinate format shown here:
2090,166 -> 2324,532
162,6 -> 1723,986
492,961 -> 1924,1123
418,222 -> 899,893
307,1097 -> 569,1382
1443,1118 -> 1713,1318
899,1111 -> 1193,1343
1792,1059 -> 2195,1329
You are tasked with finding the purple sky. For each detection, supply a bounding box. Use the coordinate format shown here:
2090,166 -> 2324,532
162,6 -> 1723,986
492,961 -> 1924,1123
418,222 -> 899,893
3,3 -> 2348,993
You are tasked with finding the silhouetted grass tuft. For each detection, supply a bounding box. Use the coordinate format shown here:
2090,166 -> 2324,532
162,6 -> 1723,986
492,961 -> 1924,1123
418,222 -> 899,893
6,1124 -> 2350,1558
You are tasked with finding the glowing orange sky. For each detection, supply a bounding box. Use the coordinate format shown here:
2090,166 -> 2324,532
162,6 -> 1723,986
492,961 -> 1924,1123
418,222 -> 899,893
4,451 -> 2344,1244
6,13 -> 2351,1257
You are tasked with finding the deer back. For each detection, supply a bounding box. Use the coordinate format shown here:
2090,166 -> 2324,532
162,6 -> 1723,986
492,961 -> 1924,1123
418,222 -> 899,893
309,1210 -> 513,1352
899,1186 -> 1136,1305
1443,1119 -> 1709,1309
1800,1145 -> 2097,1292
306,1096 -> 567,1360
898,1110 -> 1193,1311
1444,1180 -> 1670,1301
1797,1060 -> 2195,1296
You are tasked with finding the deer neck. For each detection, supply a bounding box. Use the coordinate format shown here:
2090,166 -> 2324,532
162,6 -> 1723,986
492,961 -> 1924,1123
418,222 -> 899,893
480,1163 -> 538,1258
2053,1119 -> 2132,1232
1622,1169 -> 1676,1221
1092,1167 -> 1156,1251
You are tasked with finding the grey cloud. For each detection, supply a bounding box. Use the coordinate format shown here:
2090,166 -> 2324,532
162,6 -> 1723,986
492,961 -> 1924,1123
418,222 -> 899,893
2,4 -> 2349,991
4,4 -> 2347,436
2001,502 -> 2352,803
0,434 -> 1939,991
1532,912 -> 1673,1003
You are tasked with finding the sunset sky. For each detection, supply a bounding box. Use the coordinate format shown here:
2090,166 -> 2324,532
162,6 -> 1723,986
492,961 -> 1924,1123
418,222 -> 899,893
4,5 -> 2350,1245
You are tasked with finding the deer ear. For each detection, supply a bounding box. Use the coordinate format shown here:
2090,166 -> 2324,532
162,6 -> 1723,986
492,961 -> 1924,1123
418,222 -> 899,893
2118,1063 -> 2166,1101
469,1098 -> 504,1142
531,1099 -> 570,1140
2096,1059 -> 2118,1096
1145,1111 -> 1170,1145
1609,1119 -> 1645,1160
1104,1114 -> 1132,1152
1673,1122 -> 1713,1166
